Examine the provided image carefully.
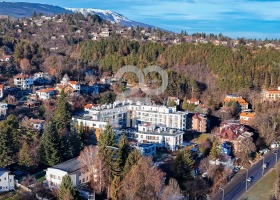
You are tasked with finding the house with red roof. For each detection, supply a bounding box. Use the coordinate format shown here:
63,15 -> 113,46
36,88 -> 56,100
13,73 -> 34,90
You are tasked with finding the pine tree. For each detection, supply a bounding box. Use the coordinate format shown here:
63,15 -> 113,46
98,124 -> 116,157
58,175 -> 78,200
53,90 -> 72,134
39,122 -> 62,166
110,176 -> 121,200
123,149 -> 142,175
19,142 -> 32,167
0,115 -> 19,167
173,150 -> 194,189
210,140 -> 220,159
182,97 -> 188,111
118,135 -> 130,172
65,128 -> 83,160
0,126 -> 14,167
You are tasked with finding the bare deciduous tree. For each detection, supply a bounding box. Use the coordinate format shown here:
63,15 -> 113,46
120,157 -> 165,200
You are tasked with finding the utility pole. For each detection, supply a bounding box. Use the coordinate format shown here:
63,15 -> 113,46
245,168 -> 249,191
219,187 -> 224,200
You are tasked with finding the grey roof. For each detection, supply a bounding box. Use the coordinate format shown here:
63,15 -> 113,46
52,157 -> 83,173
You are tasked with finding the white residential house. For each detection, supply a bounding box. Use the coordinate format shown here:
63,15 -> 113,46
135,124 -> 184,151
46,157 -> 90,189
0,168 -> 15,192
0,55 -> 12,62
0,103 -> 8,119
13,73 -> 34,90
27,118 -> 45,131
36,88 -> 56,100
0,84 -> 4,99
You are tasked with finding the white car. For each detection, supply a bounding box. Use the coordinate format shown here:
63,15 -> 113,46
263,163 -> 268,169
247,177 -> 253,182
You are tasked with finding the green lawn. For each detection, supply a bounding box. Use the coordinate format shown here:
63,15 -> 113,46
241,169 -> 276,200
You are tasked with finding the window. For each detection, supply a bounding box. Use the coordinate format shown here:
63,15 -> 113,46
50,174 -> 53,178
58,176 -> 61,180
10,179 -> 12,182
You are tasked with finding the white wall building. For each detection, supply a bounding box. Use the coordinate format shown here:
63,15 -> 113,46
36,88 -> 55,100
73,100 -> 190,136
135,124 -> 184,151
0,103 -> 8,119
0,168 -> 15,192
46,157 -> 90,189
13,73 -> 34,90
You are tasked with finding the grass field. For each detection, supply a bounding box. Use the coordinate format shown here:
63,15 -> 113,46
241,169 -> 276,200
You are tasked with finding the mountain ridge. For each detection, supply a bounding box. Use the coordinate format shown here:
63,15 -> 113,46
66,8 -> 154,28
0,2 -> 154,28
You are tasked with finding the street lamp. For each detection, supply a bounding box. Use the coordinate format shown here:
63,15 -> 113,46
261,156 -> 265,176
219,187 -> 225,200
244,168 -> 249,191
274,149 -> 278,163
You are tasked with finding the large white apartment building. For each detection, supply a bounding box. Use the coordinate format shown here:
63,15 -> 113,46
135,123 -> 184,151
72,100 -> 191,140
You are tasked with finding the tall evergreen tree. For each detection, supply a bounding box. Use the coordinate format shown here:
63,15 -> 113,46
173,150 -> 194,189
0,115 -> 20,167
58,175 -> 79,200
182,97 -> 188,111
53,90 -> 72,133
98,124 -> 116,157
123,149 -> 142,176
19,142 -> 32,167
39,122 -> 62,166
210,140 -> 220,159
118,135 -> 130,172
63,128 -> 83,160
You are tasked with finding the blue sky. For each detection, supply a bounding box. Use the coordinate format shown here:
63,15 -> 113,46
7,0 -> 280,39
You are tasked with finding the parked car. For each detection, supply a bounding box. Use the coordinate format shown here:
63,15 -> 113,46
247,176 -> 253,182
259,148 -> 270,155
233,166 -> 240,173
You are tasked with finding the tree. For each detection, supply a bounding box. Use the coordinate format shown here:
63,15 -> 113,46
52,90 -> 72,134
173,150 -> 194,189
64,128 -> 83,160
58,175 -> 78,200
182,97 -> 188,111
168,99 -> 177,107
98,124 -> 116,158
161,178 -> 183,200
39,122 -> 62,166
19,142 -> 32,167
78,146 -> 108,195
120,157 -> 164,200
20,58 -> 34,74
123,149 -> 142,175
117,135 -> 130,175
210,140 -> 220,159
0,115 -> 20,167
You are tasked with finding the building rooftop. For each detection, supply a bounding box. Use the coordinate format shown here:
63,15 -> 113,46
52,157 -> 82,174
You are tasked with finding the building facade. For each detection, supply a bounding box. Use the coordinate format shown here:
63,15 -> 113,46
0,168 -> 15,192
46,158 -> 90,189
13,73 -> 34,90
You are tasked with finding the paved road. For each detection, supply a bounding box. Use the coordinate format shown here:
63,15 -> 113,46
211,149 -> 280,200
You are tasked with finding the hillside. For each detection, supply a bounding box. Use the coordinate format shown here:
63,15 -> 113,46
0,2 -> 73,18
67,8 -> 154,28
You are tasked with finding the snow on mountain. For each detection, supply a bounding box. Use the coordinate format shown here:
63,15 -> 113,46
67,8 -> 154,28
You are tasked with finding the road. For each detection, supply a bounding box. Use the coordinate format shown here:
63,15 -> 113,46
211,149 -> 280,200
